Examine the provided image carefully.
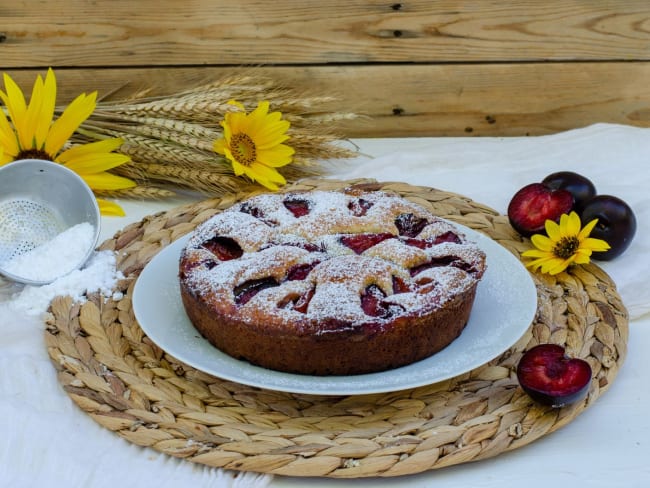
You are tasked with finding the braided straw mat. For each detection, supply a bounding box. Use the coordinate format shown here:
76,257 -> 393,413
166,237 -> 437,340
45,179 -> 628,478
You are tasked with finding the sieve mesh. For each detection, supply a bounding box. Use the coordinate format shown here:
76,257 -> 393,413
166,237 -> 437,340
0,198 -> 65,266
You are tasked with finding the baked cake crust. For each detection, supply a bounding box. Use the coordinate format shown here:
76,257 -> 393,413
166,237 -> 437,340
179,188 -> 486,376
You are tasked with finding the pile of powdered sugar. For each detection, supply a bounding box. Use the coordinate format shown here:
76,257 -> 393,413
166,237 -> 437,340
8,250 -> 123,316
1,222 -> 96,283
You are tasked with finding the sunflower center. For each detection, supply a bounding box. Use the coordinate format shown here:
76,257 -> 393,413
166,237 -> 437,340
553,236 -> 580,259
230,133 -> 257,166
15,148 -> 54,162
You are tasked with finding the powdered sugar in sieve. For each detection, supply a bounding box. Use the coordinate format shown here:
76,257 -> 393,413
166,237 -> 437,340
0,198 -> 66,265
0,159 -> 101,285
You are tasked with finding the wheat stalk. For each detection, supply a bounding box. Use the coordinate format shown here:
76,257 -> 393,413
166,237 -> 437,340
72,72 -> 359,200
100,96 -> 235,123
92,118 -> 218,152
96,185 -> 177,199
90,112 -> 222,139
118,162 -> 250,195
81,131 -> 225,168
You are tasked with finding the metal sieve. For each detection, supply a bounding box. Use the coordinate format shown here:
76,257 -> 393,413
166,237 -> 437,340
0,159 -> 101,285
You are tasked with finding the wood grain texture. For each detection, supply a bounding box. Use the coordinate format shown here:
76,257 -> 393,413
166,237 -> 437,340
1,1 -> 650,66
4,63 -> 650,137
2,1 -> 650,136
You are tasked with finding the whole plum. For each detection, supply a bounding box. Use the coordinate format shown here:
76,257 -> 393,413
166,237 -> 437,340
542,171 -> 597,214
580,195 -> 636,261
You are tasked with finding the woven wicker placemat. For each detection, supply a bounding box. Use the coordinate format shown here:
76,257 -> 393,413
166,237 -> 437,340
44,179 -> 628,478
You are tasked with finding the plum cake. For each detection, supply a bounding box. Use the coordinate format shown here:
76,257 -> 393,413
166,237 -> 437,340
179,188 -> 486,376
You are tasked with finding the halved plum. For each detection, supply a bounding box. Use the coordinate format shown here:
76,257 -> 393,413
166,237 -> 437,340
395,213 -> 429,238
261,240 -> 323,253
360,284 -> 404,318
340,233 -> 395,254
292,287 -> 315,313
286,261 -> 321,281
434,231 -> 462,245
278,286 -> 315,313
409,256 -> 475,277
240,202 -> 278,226
234,277 -> 279,306
240,202 -> 265,219
283,198 -> 311,217
403,238 -> 432,250
202,236 -> 243,261
516,344 -> 592,408
179,258 -> 217,280
348,198 -> 374,217
392,275 -> 411,294
507,183 -> 574,237
403,231 -> 462,249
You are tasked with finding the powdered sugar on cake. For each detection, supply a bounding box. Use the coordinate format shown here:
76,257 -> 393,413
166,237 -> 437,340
180,189 -> 487,331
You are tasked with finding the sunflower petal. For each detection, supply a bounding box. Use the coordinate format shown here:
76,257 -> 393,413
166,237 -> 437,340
245,162 -> 286,190
530,233 -> 554,251
21,74 -> 45,149
1,73 -> 28,142
578,218 -> 599,240
0,109 -> 19,157
225,111 -> 246,135
557,213 -> 571,238
223,147 -> 244,176
248,100 -> 270,127
61,153 -> 131,175
252,111 -> 283,136
45,91 -> 97,156
97,198 -> 126,217
221,122 -> 232,144
33,68 -> 57,149
254,120 -> 291,148
81,172 -> 136,191
521,249 -> 552,259
573,250 -> 592,264
545,218 -> 561,240
256,133 -> 290,149
256,144 -> 295,167
246,102 -> 274,135
226,100 -> 245,111
525,256 -> 557,271
547,259 -> 570,275
56,137 -> 124,163
213,137 -> 227,155
256,162 -> 286,183
566,212 -> 582,235
583,237 -> 611,252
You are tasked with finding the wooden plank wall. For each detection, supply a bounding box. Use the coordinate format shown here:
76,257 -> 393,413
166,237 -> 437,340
2,1 -> 650,137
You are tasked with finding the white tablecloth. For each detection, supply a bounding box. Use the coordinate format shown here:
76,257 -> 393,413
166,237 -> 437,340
1,124 -> 648,487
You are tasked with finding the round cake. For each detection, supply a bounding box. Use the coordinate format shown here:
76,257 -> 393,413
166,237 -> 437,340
179,188 -> 487,376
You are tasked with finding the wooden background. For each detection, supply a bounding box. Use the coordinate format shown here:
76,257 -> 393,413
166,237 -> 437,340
2,1 -> 650,137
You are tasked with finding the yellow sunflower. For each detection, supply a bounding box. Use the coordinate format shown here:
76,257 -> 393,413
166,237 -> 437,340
214,100 -> 294,190
522,211 -> 610,275
0,68 -> 135,216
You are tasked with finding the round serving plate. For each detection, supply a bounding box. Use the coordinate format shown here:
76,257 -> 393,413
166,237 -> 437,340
132,224 -> 537,395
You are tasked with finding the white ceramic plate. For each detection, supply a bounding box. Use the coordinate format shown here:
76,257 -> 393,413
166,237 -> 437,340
133,224 -> 538,395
